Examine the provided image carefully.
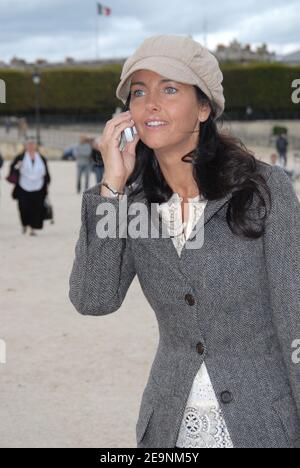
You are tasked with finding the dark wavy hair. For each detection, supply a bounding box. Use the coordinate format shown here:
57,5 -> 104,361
123,86 -> 272,240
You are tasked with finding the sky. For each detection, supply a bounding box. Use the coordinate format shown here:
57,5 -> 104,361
0,0 -> 299,63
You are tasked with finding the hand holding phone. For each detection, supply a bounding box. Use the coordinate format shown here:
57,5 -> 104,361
98,111 -> 140,190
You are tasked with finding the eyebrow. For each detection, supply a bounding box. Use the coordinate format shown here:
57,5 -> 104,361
130,79 -> 177,87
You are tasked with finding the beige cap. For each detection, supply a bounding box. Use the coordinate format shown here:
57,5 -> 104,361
116,34 -> 225,119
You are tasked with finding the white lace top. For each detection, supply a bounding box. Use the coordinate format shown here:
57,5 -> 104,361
157,192 -> 234,449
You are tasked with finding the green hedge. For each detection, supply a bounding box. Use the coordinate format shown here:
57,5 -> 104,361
0,63 -> 299,119
222,63 -> 300,118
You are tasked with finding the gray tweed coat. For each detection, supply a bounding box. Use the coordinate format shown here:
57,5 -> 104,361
69,161 -> 300,448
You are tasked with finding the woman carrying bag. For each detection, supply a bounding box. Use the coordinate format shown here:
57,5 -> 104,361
8,135 -> 51,236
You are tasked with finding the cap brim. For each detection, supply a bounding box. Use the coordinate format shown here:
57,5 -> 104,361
116,56 -> 203,103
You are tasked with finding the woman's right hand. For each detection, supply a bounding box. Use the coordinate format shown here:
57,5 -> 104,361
97,111 -> 140,191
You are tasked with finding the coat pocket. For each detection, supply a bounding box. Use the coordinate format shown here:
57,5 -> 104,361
136,400 -> 154,445
272,393 -> 300,448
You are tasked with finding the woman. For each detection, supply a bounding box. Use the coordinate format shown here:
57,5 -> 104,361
69,35 -> 300,448
10,135 -> 51,236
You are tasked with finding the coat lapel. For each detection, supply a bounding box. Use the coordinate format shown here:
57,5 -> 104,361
142,192 -> 233,276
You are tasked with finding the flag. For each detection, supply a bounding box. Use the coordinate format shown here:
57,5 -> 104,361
97,2 -> 111,16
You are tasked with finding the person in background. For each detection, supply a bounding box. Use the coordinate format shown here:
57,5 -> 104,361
73,134 -> 93,193
5,117 -> 11,134
18,117 -> 28,140
91,138 -> 104,184
9,135 -> 51,236
276,133 -> 288,168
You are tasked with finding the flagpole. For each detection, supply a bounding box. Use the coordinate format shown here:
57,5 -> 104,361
95,2 -> 111,61
95,4 -> 99,60
96,15 -> 100,60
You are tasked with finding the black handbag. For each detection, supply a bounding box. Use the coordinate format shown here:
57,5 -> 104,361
6,168 -> 19,185
7,156 -> 23,186
43,196 -> 54,222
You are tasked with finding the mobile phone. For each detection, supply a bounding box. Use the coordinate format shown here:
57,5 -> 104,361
118,98 -> 138,149
119,126 -> 137,151
124,125 -> 138,142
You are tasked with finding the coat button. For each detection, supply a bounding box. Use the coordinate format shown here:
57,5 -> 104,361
185,294 -> 195,306
196,342 -> 205,355
221,391 -> 233,404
